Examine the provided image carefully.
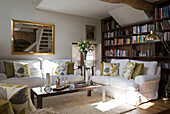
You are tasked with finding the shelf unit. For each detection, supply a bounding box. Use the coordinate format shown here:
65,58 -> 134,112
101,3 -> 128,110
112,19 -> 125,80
101,0 -> 170,98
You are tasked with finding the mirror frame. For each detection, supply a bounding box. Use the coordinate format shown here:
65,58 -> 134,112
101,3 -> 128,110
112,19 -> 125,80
11,19 -> 55,55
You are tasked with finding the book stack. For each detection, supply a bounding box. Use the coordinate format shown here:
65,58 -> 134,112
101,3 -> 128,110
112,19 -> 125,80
104,20 -> 115,31
104,49 -> 114,56
104,40 -> 114,46
132,35 -> 145,44
115,38 -> 131,45
156,20 -> 170,30
162,62 -> 170,69
148,23 -> 155,31
115,30 -> 121,36
141,24 -> 148,33
163,32 -> 170,41
104,32 -> 114,38
155,5 -> 170,20
114,49 -> 128,57
133,26 -> 140,34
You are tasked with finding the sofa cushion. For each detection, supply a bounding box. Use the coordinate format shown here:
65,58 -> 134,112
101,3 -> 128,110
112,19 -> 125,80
109,77 -> 139,90
0,60 -> 12,73
92,76 -> 111,85
121,62 -> 136,80
132,63 -> 144,79
111,59 -> 129,76
4,61 -> 15,78
130,60 -> 158,75
67,62 -> 75,74
14,62 -> 30,78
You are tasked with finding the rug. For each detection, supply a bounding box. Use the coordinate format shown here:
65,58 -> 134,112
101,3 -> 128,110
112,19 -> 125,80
33,91 -> 136,114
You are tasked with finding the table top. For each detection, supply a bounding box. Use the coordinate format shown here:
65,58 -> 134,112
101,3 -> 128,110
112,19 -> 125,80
31,83 -> 103,97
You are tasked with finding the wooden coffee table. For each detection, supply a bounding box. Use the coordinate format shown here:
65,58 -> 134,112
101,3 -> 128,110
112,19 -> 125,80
31,83 -> 105,109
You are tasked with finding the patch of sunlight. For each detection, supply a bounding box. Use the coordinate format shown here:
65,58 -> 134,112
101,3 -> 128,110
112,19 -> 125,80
90,99 -> 122,112
138,102 -> 155,109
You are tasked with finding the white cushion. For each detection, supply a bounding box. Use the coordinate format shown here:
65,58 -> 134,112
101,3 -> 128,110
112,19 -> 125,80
92,76 -> 111,85
130,60 -> 158,75
0,73 -> 7,81
109,77 -> 139,90
111,59 -> 129,76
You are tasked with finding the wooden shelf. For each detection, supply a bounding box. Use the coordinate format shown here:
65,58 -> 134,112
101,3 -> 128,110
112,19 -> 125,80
115,35 -> 131,38
155,17 -> 170,21
132,32 -> 150,36
158,29 -> 170,32
103,45 -> 114,48
115,44 -> 131,46
103,38 -> 114,40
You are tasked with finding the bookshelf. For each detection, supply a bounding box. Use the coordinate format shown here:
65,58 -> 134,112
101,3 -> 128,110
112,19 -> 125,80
101,0 -> 170,97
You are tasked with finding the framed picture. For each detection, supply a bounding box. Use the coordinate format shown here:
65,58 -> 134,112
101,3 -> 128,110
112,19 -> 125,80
86,25 -> 96,41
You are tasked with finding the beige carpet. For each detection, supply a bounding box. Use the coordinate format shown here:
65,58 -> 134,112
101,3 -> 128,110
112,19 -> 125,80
33,91 -> 136,114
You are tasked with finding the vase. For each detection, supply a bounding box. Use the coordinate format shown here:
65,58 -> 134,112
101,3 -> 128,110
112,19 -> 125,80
82,52 -> 87,66
44,73 -> 52,93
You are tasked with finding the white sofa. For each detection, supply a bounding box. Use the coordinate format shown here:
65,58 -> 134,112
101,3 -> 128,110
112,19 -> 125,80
92,59 -> 161,105
0,59 -> 83,88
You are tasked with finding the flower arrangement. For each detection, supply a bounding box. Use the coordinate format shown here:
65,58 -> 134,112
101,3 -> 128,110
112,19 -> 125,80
77,40 -> 94,60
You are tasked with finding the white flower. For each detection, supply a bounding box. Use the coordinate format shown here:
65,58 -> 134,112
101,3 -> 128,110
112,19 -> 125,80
82,44 -> 84,47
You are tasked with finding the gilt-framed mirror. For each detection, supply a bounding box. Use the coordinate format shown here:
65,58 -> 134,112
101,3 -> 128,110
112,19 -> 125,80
11,20 -> 55,55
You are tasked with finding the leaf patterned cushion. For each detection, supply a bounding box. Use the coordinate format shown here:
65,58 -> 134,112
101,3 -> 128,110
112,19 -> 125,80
103,62 -> 119,76
14,62 -> 30,78
54,62 -> 68,75
110,63 -> 119,76
121,62 -> 136,80
0,84 -> 36,114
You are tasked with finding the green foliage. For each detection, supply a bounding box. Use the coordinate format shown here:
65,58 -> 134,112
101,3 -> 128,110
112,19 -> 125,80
77,39 -> 94,53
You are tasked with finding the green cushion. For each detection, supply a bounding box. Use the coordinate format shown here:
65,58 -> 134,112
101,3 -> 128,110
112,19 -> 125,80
67,62 -> 75,74
100,62 -> 103,75
0,99 -> 14,114
132,63 -> 144,79
4,61 -> 15,78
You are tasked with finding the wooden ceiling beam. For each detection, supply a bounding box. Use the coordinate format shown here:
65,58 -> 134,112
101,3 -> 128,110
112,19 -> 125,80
100,0 -> 154,11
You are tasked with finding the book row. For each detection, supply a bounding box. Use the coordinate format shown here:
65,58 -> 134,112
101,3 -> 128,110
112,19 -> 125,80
162,32 -> 170,41
114,49 -> 128,57
104,40 -> 114,46
114,38 -> 131,45
132,35 -> 145,44
103,20 -> 115,31
156,20 -> 170,30
104,32 -> 114,38
155,5 -> 170,20
133,23 -> 155,34
104,49 -> 114,56
162,62 -> 170,69
132,49 -> 153,57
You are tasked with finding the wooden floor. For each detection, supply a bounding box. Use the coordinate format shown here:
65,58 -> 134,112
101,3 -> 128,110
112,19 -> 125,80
126,99 -> 170,114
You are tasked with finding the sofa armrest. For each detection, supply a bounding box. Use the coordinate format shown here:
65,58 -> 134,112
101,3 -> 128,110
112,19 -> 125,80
96,70 -> 100,76
135,75 -> 160,85
0,73 -> 7,81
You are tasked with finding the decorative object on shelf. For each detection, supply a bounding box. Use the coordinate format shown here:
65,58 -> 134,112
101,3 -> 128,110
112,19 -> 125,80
77,39 -> 94,65
44,73 -> 52,93
162,76 -> 170,101
86,25 -> 96,41
145,31 -> 170,55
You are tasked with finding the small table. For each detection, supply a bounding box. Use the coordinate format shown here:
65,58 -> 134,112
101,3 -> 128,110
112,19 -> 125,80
31,83 -> 105,109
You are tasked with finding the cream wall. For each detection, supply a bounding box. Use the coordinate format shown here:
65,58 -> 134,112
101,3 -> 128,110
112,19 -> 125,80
0,0 -> 101,69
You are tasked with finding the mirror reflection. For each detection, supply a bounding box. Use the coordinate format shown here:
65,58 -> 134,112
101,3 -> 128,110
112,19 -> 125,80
11,20 -> 55,55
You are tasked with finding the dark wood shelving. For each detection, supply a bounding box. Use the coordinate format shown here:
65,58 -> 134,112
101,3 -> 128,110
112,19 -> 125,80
101,0 -> 170,98
115,35 -> 131,38
155,17 -> 170,21
115,44 -> 131,46
132,32 -> 150,36
103,38 -> 114,40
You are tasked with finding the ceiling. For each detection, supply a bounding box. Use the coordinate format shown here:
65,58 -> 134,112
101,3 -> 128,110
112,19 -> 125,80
35,0 -> 159,19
